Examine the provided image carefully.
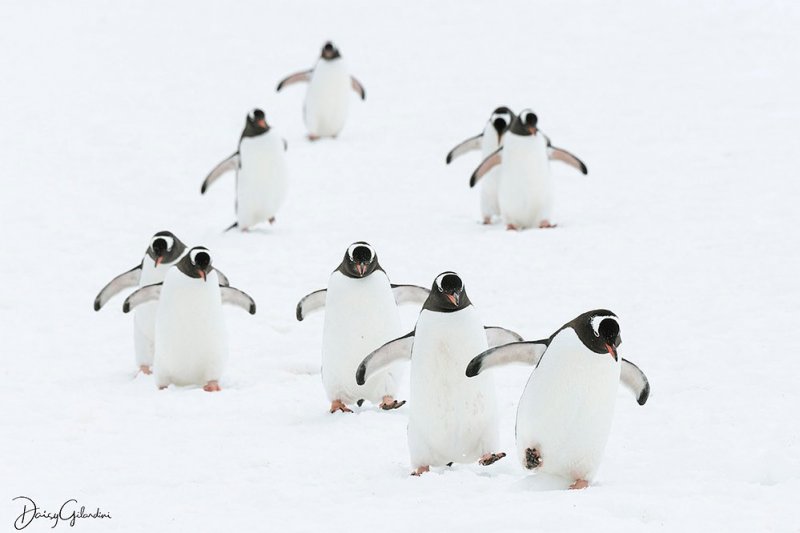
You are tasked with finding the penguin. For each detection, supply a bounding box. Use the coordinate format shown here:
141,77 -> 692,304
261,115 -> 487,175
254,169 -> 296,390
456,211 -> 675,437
446,107 -> 515,224
466,309 -> 650,489
201,108 -> 288,231
296,242 -> 430,413
356,272 -> 522,475
93,231 -> 224,375
122,247 -> 256,391
276,41 -> 366,140
470,109 -> 588,230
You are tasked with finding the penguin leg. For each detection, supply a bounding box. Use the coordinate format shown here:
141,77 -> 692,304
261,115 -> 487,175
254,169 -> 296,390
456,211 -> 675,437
524,447 -> 543,469
478,452 -> 507,466
569,479 -> 589,490
410,466 -> 430,476
538,220 -> 557,229
329,399 -> 353,413
203,380 -> 222,392
506,224 -> 519,231
268,217 -> 276,224
138,365 -> 152,375
379,395 -> 406,410
482,216 -> 493,225
307,134 -> 321,141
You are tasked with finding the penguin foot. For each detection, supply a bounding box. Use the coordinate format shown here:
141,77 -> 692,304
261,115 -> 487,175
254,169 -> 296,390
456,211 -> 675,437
357,399 -> 365,407
478,452 -> 506,466
538,220 -> 557,229
524,447 -> 543,469
203,380 -> 221,392
569,479 -> 589,490
410,466 -> 430,476
330,400 -> 353,413
506,224 -> 519,231
482,216 -> 493,225
139,365 -> 152,375
268,217 -> 276,225
307,134 -> 320,141
446,462 -> 453,467
379,396 -> 406,410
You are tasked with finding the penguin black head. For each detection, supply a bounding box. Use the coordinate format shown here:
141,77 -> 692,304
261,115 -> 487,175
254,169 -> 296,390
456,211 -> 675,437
337,242 -> 381,278
490,106 -> 516,138
423,271 -> 472,312
242,108 -> 270,138
177,246 -> 213,282
568,309 -> 622,361
146,231 -> 186,267
321,41 -> 341,60
510,109 -> 538,136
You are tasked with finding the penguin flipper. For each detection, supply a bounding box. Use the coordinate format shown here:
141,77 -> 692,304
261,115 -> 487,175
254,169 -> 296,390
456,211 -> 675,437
469,146 -> 503,188
466,340 -> 549,377
201,152 -> 239,194
295,289 -> 327,321
122,283 -> 163,313
548,146 -> 588,175
220,286 -> 257,315
356,331 -> 415,385
484,326 -> 524,347
620,358 -> 650,405
214,268 -> 230,287
446,133 -> 483,164
350,76 -> 366,100
94,264 -> 142,311
276,70 -> 312,91
391,284 -> 430,306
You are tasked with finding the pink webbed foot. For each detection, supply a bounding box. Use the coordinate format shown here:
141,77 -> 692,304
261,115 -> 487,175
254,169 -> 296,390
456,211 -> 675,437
330,399 -> 353,413
506,224 -> 519,231
569,479 -> 589,490
139,365 -> 152,375
411,465 -> 430,476
203,380 -> 221,392
539,220 -> 557,229
379,396 -> 406,410
478,452 -> 507,466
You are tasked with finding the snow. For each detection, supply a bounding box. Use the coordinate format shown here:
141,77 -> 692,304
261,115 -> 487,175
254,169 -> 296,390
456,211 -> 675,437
1,1 -> 799,531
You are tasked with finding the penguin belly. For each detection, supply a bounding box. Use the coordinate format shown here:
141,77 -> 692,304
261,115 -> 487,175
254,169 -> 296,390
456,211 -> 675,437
407,308 -> 498,467
497,133 -> 552,229
304,59 -> 351,137
515,329 -> 621,482
321,271 -> 403,405
479,125 -> 501,220
236,132 -> 288,228
154,270 -> 228,387
133,260 -> 175,367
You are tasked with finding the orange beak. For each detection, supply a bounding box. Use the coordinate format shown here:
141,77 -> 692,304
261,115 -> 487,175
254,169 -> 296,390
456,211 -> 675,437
355,263 -> 366,276
605,343 -> 618,361
446,294 -> 459,306
257,118 -> 267,128
198,269 -> 207,282
155,256 -> 163,267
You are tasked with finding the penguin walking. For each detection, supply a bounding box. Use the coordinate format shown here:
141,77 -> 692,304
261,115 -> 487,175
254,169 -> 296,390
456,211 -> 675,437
276,41 -> 366,140
93,231 -> 221,375
122,247 -> 256,392
470,109 -> 588,230
357,272 -> 522,475
446,107 -> 515,224
466,310 -> 650,489
201,108 -> 288,231
296,242 -> 429,413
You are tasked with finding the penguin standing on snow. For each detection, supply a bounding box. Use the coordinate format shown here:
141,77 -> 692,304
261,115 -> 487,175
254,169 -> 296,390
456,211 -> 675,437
466,310 -> 650,489
201,108 -> 288,231
357,272 -> 522,475
470,109 -> 588,230
276,41 -> 366,140
93,231 -> 225,375
446,107 -> 515,224
296,242 -> 429,413
122,247 -> 256,392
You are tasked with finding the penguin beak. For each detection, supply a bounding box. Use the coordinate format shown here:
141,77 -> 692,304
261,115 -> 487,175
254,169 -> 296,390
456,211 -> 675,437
528,126 -> 538,135
355,263 -> 367,276
257,118 -> 267,128
155,256 -> 163,267
446,293 -> 460,307
197,269 -> 207,282
605,343 -> 618,361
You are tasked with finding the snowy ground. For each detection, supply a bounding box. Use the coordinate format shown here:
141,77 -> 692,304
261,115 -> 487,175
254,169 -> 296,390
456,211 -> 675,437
1,1 -> 799,531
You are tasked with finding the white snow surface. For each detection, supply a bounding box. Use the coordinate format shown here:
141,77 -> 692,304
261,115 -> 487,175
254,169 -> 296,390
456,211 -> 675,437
1,1 -> 799,531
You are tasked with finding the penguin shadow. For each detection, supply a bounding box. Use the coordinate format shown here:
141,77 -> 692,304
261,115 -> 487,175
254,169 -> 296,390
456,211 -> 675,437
511,473 -> 576,492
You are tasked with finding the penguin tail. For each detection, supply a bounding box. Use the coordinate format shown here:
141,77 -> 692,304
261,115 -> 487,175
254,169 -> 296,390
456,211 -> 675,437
224,221 -> 239,232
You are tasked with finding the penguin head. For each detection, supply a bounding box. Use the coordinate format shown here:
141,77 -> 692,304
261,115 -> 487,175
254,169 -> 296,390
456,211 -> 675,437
243,108 -> 270,137
177,246 -> 213,282
338,242 -> 380,278
509,109 -> 538,136
424,272 -> 472,312
146,231 -> 186,267
489,106 -> 515,138
320,41 -> 341,60
570,309 -> 622,361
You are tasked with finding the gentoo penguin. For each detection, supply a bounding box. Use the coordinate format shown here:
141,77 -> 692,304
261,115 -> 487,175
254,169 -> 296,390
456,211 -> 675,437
466,310 -> 650,489
446,107 -> 515,224
356,272 -> 522,475
296,242 -> 429,413
470,109 -> 588,230
93,231 -> 224,375
276,41 -> 366,140
201,108 -> 288,231
122,247 -> 256,392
